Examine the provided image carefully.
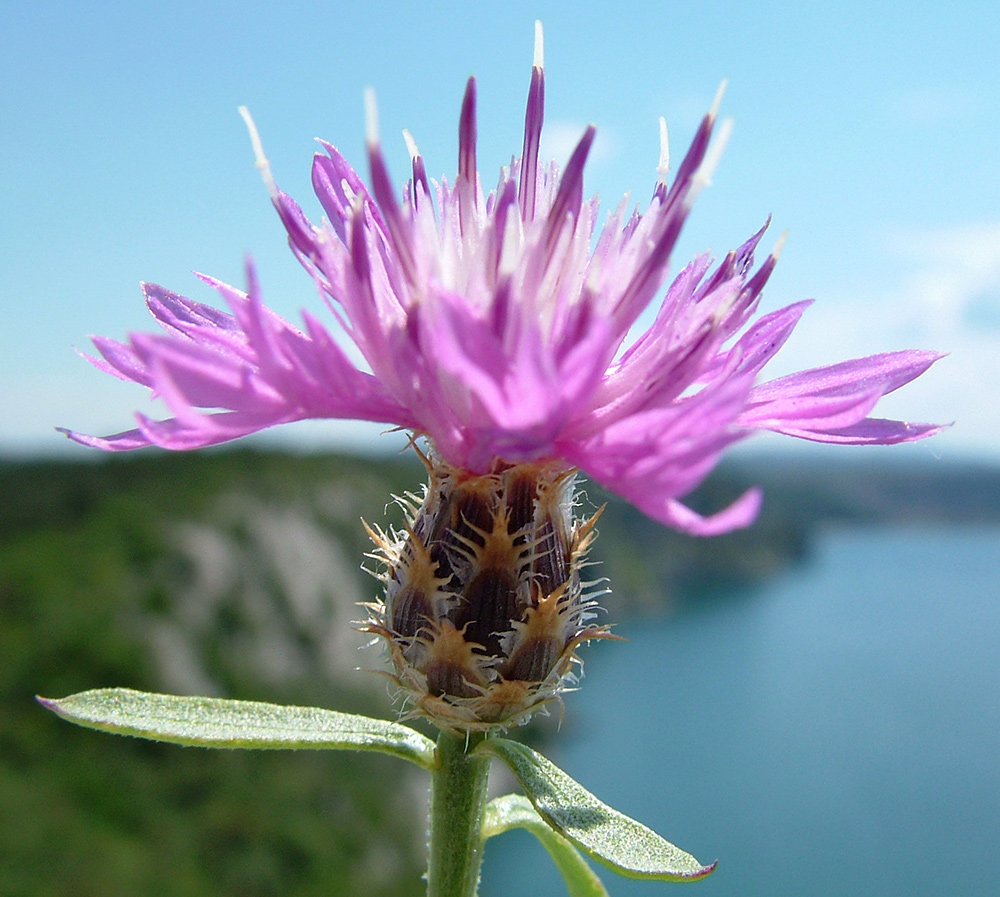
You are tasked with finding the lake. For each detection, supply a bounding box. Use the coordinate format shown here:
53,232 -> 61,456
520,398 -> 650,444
481,525 -> 1000,897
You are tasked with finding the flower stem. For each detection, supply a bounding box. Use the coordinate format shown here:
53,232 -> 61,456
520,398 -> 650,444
427,729 -> 491,897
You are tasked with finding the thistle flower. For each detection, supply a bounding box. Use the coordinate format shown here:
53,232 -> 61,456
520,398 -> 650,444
63,24 -> 941,729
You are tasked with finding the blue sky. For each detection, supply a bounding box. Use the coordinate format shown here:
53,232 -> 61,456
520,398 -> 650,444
2,0 -> 998,461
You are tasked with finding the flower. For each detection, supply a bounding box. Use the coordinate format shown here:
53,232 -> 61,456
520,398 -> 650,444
63,25 -> 941,536
62,23 -> 941,728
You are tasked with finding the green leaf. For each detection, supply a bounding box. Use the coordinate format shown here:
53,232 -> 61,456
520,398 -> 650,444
479,739 -> 716,882
482,794 -> 610,897
38,688 -> 436,769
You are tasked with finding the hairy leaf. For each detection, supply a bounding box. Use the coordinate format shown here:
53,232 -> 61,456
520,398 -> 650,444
480,739 -> 715,881
483,793 -> 610,897
39,688 -> 436,769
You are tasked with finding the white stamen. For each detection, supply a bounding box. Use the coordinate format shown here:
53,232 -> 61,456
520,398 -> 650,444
497,208 -> 523,278
350,191 -> 366,220
656,116 -> 670,184
687,116 -> 733,206
364,87 -> 379,148
708,79 -> 728,122
238,106 -> 278,201
771,230 -> 789,262
712,282 -> 744,326
534,20 -> 544,69
402,128 -> 421,161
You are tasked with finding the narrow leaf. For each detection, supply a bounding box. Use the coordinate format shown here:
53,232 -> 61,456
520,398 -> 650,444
480,738 -> 715,881
482,794 -> 610,897
39,688 -> 436,769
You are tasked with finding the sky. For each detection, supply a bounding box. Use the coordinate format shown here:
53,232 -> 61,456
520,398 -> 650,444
2,0 -> 998,462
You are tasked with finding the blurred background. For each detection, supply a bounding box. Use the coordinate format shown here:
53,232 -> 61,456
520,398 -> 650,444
2,1 -> 998,895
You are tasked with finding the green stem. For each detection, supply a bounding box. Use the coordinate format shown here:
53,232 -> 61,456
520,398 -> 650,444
427,730 -> 491,897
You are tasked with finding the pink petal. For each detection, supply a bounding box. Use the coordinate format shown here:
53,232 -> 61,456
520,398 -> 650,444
751,350 -> 944,402
769,418 -> 947,445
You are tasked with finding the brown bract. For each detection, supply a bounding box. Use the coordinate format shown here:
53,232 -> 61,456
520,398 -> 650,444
362,448 -> 616,731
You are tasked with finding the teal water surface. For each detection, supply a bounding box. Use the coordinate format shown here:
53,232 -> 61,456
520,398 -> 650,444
482,525 -> 1000,897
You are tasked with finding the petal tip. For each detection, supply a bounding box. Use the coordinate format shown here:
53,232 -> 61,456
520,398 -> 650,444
533,20 -> 544,69
364,87 -> 379,148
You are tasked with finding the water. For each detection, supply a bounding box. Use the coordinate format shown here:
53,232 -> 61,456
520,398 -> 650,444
481,525 -> 1000,896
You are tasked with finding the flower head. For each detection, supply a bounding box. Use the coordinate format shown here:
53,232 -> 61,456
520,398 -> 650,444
63,24 -> 942,728
64,25 -> 941,535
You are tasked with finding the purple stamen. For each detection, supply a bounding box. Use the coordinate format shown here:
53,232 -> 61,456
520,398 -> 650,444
457,77 -> 478,232
518,62 -> 545,221
543,125 -> 596,253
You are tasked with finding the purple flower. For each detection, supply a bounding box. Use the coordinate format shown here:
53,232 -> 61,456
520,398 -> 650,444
63,24 -> 941,536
